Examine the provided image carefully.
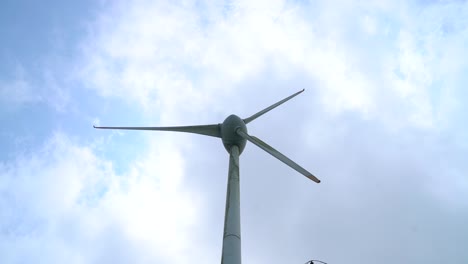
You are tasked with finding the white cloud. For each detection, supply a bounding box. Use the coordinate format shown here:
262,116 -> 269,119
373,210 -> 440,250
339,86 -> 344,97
0,64 -> 71,112
77,0 -> 468,131
0,133 -> 202,263
0,68 -> 40,106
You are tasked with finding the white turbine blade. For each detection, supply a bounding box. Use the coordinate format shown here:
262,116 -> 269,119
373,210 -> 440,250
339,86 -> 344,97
237,129 -> 320,183
93,124 -> 221,138
243,89 -> 305,124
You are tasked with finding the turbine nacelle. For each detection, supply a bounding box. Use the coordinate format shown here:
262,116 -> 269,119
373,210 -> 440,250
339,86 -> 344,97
221,114 -> 247,154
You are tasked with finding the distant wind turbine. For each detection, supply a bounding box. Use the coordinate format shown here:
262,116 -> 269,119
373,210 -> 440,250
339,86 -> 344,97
94,89 -> 320,264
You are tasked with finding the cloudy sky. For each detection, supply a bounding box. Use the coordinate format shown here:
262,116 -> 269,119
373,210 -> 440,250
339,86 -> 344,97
1,0 -> 468,263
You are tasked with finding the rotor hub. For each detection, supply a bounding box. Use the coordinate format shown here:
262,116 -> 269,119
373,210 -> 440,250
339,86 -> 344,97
221,114 -> 247,154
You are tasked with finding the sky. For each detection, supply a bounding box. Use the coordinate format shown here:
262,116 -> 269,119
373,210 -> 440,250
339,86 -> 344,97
1,0 -> 468,263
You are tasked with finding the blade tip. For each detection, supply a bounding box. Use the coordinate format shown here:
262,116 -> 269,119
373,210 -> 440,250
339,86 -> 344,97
309,175 -> 320,183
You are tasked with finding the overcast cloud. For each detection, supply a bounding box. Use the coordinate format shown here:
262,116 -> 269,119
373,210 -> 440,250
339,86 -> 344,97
1,0 -> 467,263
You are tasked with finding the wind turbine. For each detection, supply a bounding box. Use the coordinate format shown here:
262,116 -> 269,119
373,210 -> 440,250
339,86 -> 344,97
94,89 -> 320,264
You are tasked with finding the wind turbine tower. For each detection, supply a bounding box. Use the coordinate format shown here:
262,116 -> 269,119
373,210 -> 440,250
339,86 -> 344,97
94,89 -> 320,264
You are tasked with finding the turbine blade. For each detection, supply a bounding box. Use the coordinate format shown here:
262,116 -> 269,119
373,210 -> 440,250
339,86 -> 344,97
243,89 -> 305,124
237,129 -> 320,183
93,124 -> 221,138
